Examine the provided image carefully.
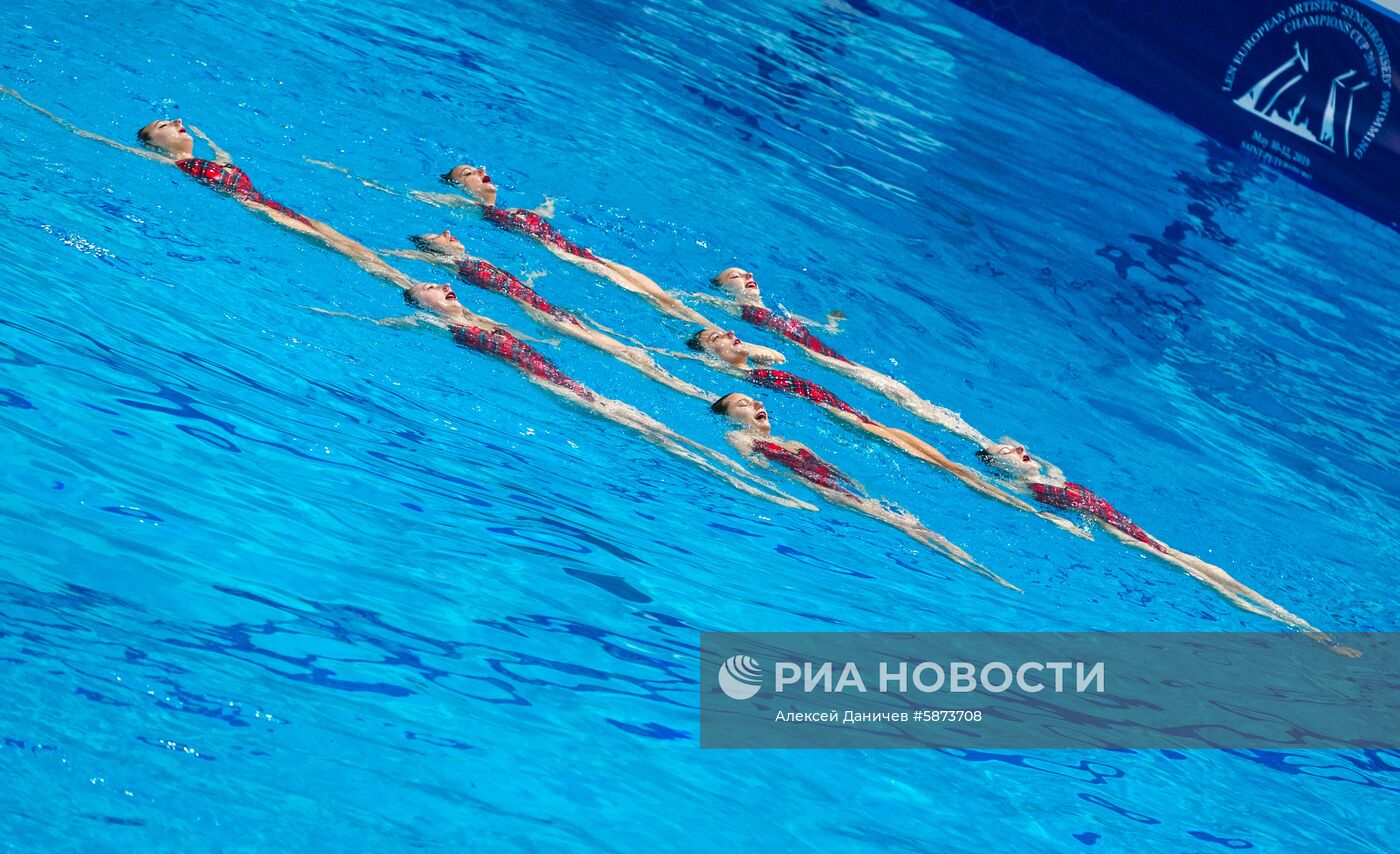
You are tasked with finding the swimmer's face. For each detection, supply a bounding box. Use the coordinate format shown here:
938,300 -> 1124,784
138,118 -> 193,158
698,328 -> 750,366
714,267 -> 759,299
407,282 -> 461,314
719,393 -> 770,434
981,443 -> 1042,477
413,229 -> 464,255
445,164 -> 498,205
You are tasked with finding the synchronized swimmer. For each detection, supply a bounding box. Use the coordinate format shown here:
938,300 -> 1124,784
1,85 -> 1354,642
710,393 -> 1016,590
0,87 -> 409,289
978,442 -> 1359,655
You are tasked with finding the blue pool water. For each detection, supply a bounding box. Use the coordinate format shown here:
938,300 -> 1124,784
2,0 -> 1398,849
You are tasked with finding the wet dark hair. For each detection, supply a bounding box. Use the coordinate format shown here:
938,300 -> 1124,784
686,329 -> 711,352
973,448 -> 1015,481
135,124 -> 160,149
440,170 -> 459,186
710,393 -> 741,415
403,288 -> 422,307
409,234 -> 448,254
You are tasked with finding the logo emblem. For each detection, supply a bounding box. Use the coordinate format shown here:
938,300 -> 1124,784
1224,4 -> 1392,161
717,655 -> 763,700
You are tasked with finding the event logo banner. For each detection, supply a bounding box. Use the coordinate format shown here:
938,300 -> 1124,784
699,633 -> 1398,749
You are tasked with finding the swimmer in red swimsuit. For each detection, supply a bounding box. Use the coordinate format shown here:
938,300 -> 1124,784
711,392 -> 1015,589
0,88 -> 409,289
384,230 -> 712,400
977,442 -> 1357,654
707,266 -> 993,446
173,157 -> 313,226
687,327 -> 1089,539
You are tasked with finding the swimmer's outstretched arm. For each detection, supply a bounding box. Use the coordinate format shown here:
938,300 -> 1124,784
304,157 -> 405,197
682,292 -> 736,308
409,190 -> 480,208
303,307 -> 428,328
380,249 -> 448,263
0,86 -> 170,163
187,125 -> 231,164
829,360 -> 992,446
571,255 -> 711,325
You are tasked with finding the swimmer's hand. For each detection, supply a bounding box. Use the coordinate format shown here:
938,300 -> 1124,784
533,196 -> 557,219
186,125 -> 230,163
824,310 -> 845,333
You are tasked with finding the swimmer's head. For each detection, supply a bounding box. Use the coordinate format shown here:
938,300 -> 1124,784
687,327 -> 750,367
976,440 -> 1042,478
404,282 -> 461,314
442,164 -> 497,206
137,118 -> 193,158
409,229 -> 464,256
711,392 -> 770,434
713,267 -> 760,300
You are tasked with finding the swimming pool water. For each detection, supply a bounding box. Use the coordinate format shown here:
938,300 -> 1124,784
1,0 -> 1397,849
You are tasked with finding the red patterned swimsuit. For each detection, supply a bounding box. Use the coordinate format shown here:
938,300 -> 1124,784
753,440 -> 859,496
481,205 -> 599,261
1031,482 -> 1164,552
451,325 -> 593,401
748,368 -> 873,424
175,158 -> 312,226
740,305 -> 848,363
455,259 -> 581,327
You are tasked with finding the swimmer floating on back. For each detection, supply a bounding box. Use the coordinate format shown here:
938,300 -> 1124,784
688,327 -> 1090,539
978,442 -> 1359,655
0,87 -> 408,288
711,393 -> 1016,590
